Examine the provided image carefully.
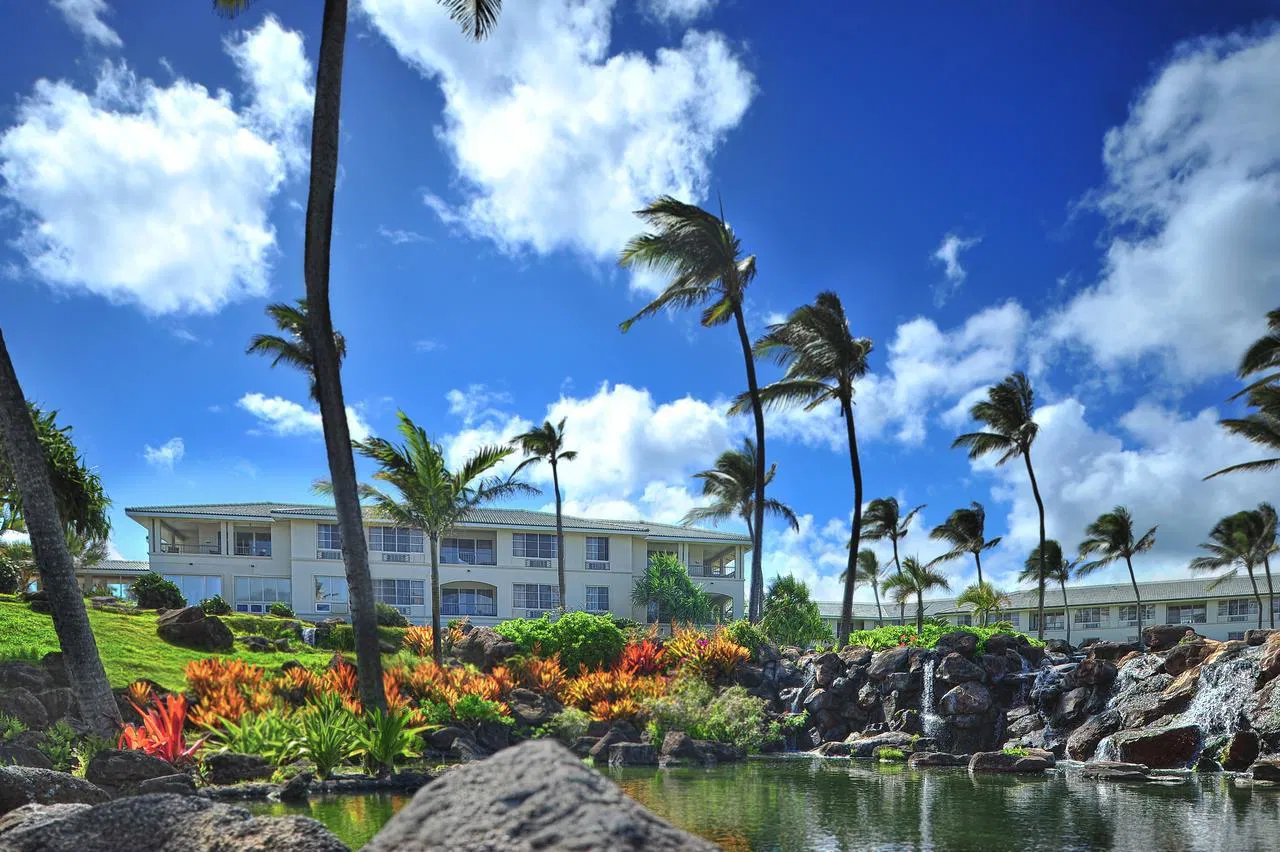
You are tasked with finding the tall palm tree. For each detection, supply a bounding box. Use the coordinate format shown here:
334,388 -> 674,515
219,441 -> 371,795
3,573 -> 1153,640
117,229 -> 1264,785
1077,506 -> 1157,636
0,332 -> 119,736
331,412 -> 536,662
1020,540 -> 1077,645
729,293 -> 873,643
619,197 -> 768,622
246,300 -> 346,400
861,497 -> 925,626
881,556 -> 949,634
1190,512 -> 1269,630
953,372 -> 1049,638
955,580 -> 1011,627
682,438 -> 799,553
839,549 -> 885,625
929,501 -> 1001,586
1230,307 -> 1280,400
512,419 -> 577,611
1207,384 -> 1280,479
1257,502 -> 1277,628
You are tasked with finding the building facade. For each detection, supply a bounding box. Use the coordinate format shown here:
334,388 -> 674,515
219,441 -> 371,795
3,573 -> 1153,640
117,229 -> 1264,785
93,503 -> 749,626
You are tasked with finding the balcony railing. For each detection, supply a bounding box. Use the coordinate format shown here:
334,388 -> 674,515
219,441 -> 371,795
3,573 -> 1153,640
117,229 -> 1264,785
442,605 -> 499,617
158,543 -> 221,555
686,563 -> 738,579
233,544 -> 272,557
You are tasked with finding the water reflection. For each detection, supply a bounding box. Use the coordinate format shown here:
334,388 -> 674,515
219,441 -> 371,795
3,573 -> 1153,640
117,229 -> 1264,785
248,792 -> 410,850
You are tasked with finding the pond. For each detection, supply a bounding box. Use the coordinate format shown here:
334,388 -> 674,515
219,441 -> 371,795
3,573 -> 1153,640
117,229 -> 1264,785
247,757 -> 1280,850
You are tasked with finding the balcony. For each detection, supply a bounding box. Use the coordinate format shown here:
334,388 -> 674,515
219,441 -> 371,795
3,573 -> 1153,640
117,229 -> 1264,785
158,543 -> 221,555
686,562 -> 738,579
233,543 -> 272,557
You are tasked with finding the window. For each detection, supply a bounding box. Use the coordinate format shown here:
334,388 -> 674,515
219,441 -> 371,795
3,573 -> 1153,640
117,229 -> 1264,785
955,614 -> 972,626
1167,603 -> 1207,625
163,574 -> 221,606
374,578 -> 424,608
234,577 -> 291,613
316,524 -> 342,551
586,585 -> 609,612
442,537 -> 496,565
513,534 -> 557,560
1219,599 -> 1259,622
1228,631 -> 1246,641
586,536 -> 610,562
1074,607 -> 1106,625
314,576 -> 348,612
1005,613 -> 1020,627
233,530 -> 272,557
1119,604 -> 1155,626
512,583 -> 560,611
442,587 -> 497,617
369,527 -> 423,553
1030,611 -> 1065,631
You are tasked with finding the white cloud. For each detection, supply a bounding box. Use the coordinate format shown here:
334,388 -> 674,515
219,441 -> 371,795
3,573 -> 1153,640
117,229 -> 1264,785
360,0 -> 753,284
446,384 -> 514,425
931,232 -> 980,306
1047,29 -> 1280,380
378,225 -> 428,245
143,437 -> 184,470
413,338 -> 444,353
0,17 -> 312,316
49,0 -> 121,47
237,393 -> 373,442
644,0 -> 717,24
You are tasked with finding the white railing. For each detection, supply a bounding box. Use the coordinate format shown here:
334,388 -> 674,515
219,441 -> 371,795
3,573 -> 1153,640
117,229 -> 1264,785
160,543 -> 222,555
586,561 -> 609,571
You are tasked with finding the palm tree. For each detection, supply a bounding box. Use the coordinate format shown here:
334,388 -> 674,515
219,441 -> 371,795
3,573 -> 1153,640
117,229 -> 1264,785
331,411 -> 536,662
1191,511 -> 1269,630
956,580 -> 1012,627
840,549 -> 886,625
861,497 -> 925,626
1077,506 -> 1157,636
246,300 -> 346,401
619,197 -> 768,622
681,437 -> 799,548
512,419 -> 577,612
1231,307 -> 1280,400
953,372 -> 1049,638
881,556 -> 949,634
0,332 -> 119,736
1257,502 -> 1277,628
632,552 -> 715,625
730,292 -> 872,643
1207,384 -> 1280,479
929,501 -> 1001,586
1020,540 -> 1077,644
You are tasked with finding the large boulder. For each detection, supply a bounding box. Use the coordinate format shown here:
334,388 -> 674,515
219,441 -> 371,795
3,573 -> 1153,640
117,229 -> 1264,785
935,653 -> 986,686
0,794 -> 346,851
364,740 -> 716,851
0,767 -> 109,817
968,751 -> 1052,773
588,722 -> 640,761
508,688 -> 562,728
1066,710 -> 1121,762
812,652 -> 843,688
866,646 -> 912,681
0,742 -> 53,770
1250,758 -> 1280,782
155,607 -> 233,653
0,663 -> 52,694
1259,633 -> 1280,686
1162,640 -> 1216,677
202,753 -> 274,786
907,752 -> 970,768
1248,678 -> 1280,750
1219,731 -> 1260,771
838,646 -> 873,668
1087,641 -> 1139,662
935,631 -> 979,658
34,688 -> 74,724
660,731 -> 700,761
608,743 -> 657,766
0,688 -> 49,731
1143,624 -> 1197,653
1072,658 -> 1117,687
1078,762 -> 1153,782
84,749 -> 177,798
451,626 -> 518,670
939,682 -> 991,716
845,731 -> 915,759
1109,725 -> 1200,769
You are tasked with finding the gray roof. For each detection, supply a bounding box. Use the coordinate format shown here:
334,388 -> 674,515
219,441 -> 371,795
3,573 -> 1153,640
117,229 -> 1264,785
126,502 -> 749,544
82,560 -> 150,575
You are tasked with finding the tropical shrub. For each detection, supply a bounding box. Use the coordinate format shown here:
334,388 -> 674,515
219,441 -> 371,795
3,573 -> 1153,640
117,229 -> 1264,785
131,573 -> 185,610
38,721 -> 78,773
0,711 -> 26,742
200,595 -> 231,615
840,623 -> 1040,653
760,576 -> 833,649
322,624 -> 406,652
375,602 -> 410,627
352,709 -> 426,776
119,694 -> 204,765
268,601 -> 295,618
563,669 -> 666,714
662,626 -> 749,681
644,679 -> 769,753
126,680 -> 154,708
72,734 -> 114,778
0,558 -> 19,596
878,747 -> 906,762
544,707 -> 591,743
404,625 -> 434,657
422,694 -> 511,729
508,654 -> 567,699
203,708 -> 300,766
618,638 -> 664,676
495,612 -> 625,672
296,693 -> 359,779
724,620 -> 767,659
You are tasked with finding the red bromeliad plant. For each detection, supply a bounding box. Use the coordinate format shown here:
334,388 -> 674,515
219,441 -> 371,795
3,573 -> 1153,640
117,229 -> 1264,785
118,693 -> 204,765
126,680 -> 154,708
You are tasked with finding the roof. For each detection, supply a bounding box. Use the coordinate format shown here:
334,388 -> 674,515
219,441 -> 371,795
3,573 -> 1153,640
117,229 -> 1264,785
82,560 -> 150,575
125,502 -> 751,544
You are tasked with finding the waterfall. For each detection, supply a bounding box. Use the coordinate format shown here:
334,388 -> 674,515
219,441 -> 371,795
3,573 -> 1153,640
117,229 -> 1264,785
792,670 -> 816,714
921,658 -> 944,738
301,627 -> 317,647
1179,650 -> 1259,742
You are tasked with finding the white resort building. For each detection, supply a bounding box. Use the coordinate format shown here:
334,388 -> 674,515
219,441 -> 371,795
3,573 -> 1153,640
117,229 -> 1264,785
83,503 -> 749,626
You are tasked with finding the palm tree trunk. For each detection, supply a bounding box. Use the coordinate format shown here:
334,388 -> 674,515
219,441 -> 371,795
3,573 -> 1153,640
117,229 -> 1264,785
838,397 -> 863,645
552,458 -> 565,612
1124,554 -> 1143,639
1061,579 -> 1070,647
892,537 -> 905,626
302,0 -> 384,713
916,590 -> 924,633
0,330 -> 120,736
1264,555 -> 1275,629
430,535 -> 442,664
1024,448 -> 1047,640
732,305 -> 767,624
1247,565 -> 1263,631
973,550 -> 984,587
872,581 -> 882,625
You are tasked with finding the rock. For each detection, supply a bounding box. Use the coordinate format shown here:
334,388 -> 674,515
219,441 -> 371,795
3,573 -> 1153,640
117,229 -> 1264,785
203,753 -> 274,786
451,737 -> 488,762
1250,758 -> 1280,782
451,627 -> 518,670
1219,731 -> 1260,771
279,772 -> 312,803
1053,686 -> 1094,726
936,652 -> 987,686
968,751 -> 1051,773
1143,624 -> 1197,653
1116,691 -> 1185,730
0,663 -> 52,694
983,635 -> 1019,656
660,732 -> 699,760
0,689 -> 49,730
839,646 -> 873,668
155,607 -> 234,653
803,688 -> 834,714
1249,679 -> 1280,750
846,731 -> 915,759
508,688 -> 562,728
476,720 -> 511,753
934,631 -> 979,657
1006,711 -> 1045,738
1078,762 -> 1152,782
84,750 -> 177,798
1066,710 -> 1121,761
0,767 -> 109,817
980,653 -> 1010,680
1045,639 -> 1072,655
733,664 -> 763,688
608,743 -> 657,766
588,723 -> 640,761
814,741 -> 852,757
1245,629 -> 1276,646
1163,640 -> 1216,677
570,737 -> 599,758
0,793 -> 347,851
866,646 -> 912,681
0,803 -> 92,837
1110,725 -> 1200,769
33,689 -> 73,724
1073,659 -> 1117,687
366,740 -> 714,851
1259,633 -> 1280,686
1087,641 -> 1139,662
22,591 -> 51,614
425,726 -> 469,751
235,636 -> 275,653
907,752 -> 970,768
0,743 -> 53,770
136,775 -> 196,796
939,682 -> 991,716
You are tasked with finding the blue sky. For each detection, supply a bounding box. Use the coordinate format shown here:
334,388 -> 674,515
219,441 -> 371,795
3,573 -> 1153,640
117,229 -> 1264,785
2,0 -> 1277,602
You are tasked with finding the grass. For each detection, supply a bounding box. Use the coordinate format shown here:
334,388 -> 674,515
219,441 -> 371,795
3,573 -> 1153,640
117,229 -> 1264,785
0,599 -> 334,691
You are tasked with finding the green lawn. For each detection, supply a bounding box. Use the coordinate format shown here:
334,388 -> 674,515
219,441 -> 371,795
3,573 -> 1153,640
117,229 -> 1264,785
0,599 -> 335,691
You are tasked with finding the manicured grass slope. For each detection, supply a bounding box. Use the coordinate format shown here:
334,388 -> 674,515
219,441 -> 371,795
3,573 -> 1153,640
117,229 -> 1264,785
0,599 -> 333,691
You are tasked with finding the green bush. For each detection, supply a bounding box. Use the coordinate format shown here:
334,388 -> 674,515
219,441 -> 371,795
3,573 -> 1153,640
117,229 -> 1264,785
268,602 -> 295,618
644,679 -> 770,753
375,602 -> 410,628
841,623 -> 1041,654
0,559 -> 19,596
320,623 -> 406,652
544,707 -> 591,743
72,734 -> 114,778
352,709 -> 425,776
494,612 -> 624,672
131,573 -> 185,610
0,711 -> 26,742
725,620 -> 767,658
297,694 -> 359,779
222,615 -> 300,641
878,747 -> 907,762
761,576 -> 833,649
204,708 -> 301,765
422,695 -> 511,729
38,720 -> 77,772
200,596 -> 232,615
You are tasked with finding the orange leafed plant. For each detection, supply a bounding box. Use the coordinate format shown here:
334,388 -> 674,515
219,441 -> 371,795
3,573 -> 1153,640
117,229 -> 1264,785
618,639 -> 665,676
325,659 -> 359,698
564,669 -> 666,709
185,658 -> 266,699
383,670 -> 411,713
404,626 -> 434,657
509,654 -> 567,699
126,680 -> 154,708
663,626 -> 748,681
589,697 -> 642,723
119,693 -> 204,765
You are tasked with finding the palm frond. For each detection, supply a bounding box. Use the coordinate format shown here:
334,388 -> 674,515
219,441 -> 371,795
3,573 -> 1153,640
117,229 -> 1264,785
440,0 -> 503,41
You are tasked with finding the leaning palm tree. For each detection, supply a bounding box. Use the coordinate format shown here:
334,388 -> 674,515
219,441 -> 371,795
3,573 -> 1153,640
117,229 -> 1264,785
246,300 -> 346,401
882,556 -> 949,634
682,437 -> 799,548
728,292 -> 873,643
953,372 -> 1049,638
1077,506 -> 1157,636
1257,502 -> 1277,628
839,549 -> 886,625
619,197 -> 768,622
1207,384 -> 1280,479
324,412 -> 536,662
1230,307 -> 1280,400
929,501 -> 1001,586
1190,512 -> 1269,631
956,580 -> 1012,627
861,497 -> 925,626
512,419 -> 577,612
1020,540 -> 1077,644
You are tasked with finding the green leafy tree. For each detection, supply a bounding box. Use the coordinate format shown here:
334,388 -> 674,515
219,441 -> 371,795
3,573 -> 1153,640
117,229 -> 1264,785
840,549 -> 886,624
619,197 -> 768,622
0,539 -> 34,594
761,575 -> 832,648
632,552 -> 715,625
929,501 -> 1001,587
1257,502 -> 1277,628
1190,511 -> 1271,630
246,300 -> 346,401
953,372 -> 1049,638
881,556 -> 949,633
1077,506 -> 1157,635
324,411 -> 536,663
512,419 -> 577,613
955,580 -> 1011,627
861,497 -> 925,626
732,292 -> 872,643
1019,540 -> 1078,645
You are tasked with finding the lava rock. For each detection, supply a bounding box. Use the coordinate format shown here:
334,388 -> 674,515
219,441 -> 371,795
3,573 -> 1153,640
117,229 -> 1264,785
0,743 -> 53,771
1066,710 -> 1121,762
608,743 -> 657,766
814,741 -> 852,757
1073,659 -> 1117,687
1078,761 -> 1152,782
939,681 -> 992,716
0,664 -> 52,694
508,688 -> 562,728
867,646 -> 913,681
570,737 -> 598,758
1259,633 -> 1280,686
839,646 -> 873,668
1163,640 -> 1216,677
0,767 -> 109,817
812,652 -> 843,688
84,750 -> 178,798
660,732 -> 699,761
136,775 -> 197,796
1245,629 -> 1276,646
1142,625 -> 1197,653
968,751 -> 1051,773
936,653 -> 987,686
203,753 -> 274,786
588,723 -> 640,761
845,731 -> 914,759
0,689 -> 49,731
425,726 -> 469,751
1219,731 -> 1260,771
1109,725 -> 1200,769
155,607 -> 234,653
983,635 -> 1019,656
279,771 -> 312,803
935,631 -> 979,658
1045,639 -> 1073,655
1087,641 -> 1140,662
451,626 -> 518,670
1250,758 -> 1280,782
907,752 -> 970,768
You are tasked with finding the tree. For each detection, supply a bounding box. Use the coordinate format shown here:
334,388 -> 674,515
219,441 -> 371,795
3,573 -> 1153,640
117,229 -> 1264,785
1257,502 -> 1277,628
840,549 -> 885,625
955,580 -> 1012,627
1231,307 -> 1280,399
329,411 -> 536,663
681,438 -> 799,551
953,372 -> 1049,639
1191,511 -> 1270,630
0,331 -> 119,736
512,419 -> 577,612
929,501 -> 1001,586
0,539 -> 34,594
632,552 -> 715,625
1208,307 -> 1280,479
246,300 -> 346,401
881,556 -> 949,634
861,497 -> 925,626
761,575 -> 833,648
619,197 -> 768,623
1020,540 -> 1078,645
1077,506 -> 1157,636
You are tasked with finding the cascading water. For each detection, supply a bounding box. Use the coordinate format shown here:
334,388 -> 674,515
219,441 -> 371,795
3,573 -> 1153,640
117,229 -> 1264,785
1179,649 -> 1259,741
301,627 -> 317,647
792,670 -> 816,714
921,658 -> 944,738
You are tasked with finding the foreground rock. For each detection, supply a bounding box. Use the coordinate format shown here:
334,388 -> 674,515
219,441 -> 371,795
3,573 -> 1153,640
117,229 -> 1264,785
0,794 -> 346,851
0,767 -> 109,817
364,739 -> 716,851
85,749 -> 178,798
203,753 -> 274,786
1078,762 -> 1153,782
1109,725 -> 1200,769
969,751 -> 1053,774
155,607 -> 234,652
